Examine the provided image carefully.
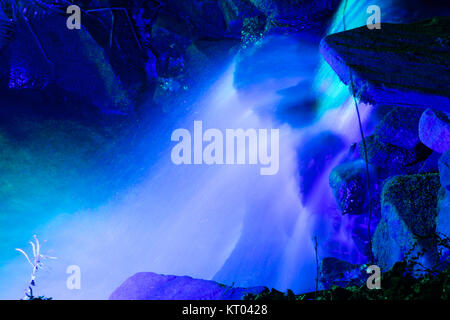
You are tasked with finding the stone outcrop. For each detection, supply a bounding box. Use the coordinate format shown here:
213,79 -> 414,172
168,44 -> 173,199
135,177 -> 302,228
320,17 -> 450,112
373,174 -> 441,271
373,107 -> 423,150
109,272 -> 265,300
358,134 -> 432,176
329,160 -> 377,215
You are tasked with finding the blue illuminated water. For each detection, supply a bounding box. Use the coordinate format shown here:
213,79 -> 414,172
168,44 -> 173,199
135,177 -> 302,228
0,0 -> 419,299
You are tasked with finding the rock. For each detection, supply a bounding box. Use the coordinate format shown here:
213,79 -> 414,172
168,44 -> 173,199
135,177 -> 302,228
373,174 -> 441,271
109,272 -> 265,300
298,132 -> 345,203
219,0 -> 262,35
329,160 -> 378,215
419,152 -> 441,173
320,18 -> 450,112
163,0 -> 230,39
437,188 -> 450,239
320,257 -> 365,290
7,7 -> 150,114
437,150 -> 450,255
439,150 -> 450,193
249,0 -> 340,35
359,134 -> 432,176
373,107 -> 423,150
419,109 -> 450,154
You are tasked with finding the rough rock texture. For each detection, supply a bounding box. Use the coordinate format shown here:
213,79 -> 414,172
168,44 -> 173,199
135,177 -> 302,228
320,17 -> 450,112
439,150 -> 450,193
373,174 -> 441,271
419,109 -> 450,154
109,272 -> 265,300
373,107 -> 423,150
359,134 -> 432,176
437,188 -> 450,239
438,151 -> 450,247
329,160 -> 378,215
1,2 -> 153,115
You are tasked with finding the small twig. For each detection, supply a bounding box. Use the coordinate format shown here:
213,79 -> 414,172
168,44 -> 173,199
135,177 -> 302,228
342,0 -> 374,264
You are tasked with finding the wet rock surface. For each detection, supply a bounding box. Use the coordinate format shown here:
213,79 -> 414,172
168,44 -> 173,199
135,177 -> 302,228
320,17 -> 450,112
358,134 -> 432,176
373,107 -> 423,150
322,17 -> 450,275
329,160 -> 378,215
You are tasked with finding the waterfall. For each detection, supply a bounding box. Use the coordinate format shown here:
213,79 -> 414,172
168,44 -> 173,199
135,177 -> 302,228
1,0 -> 421,299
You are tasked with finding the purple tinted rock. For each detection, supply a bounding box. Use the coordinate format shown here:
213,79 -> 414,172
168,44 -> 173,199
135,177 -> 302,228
419,152 -> 441,173
109,272 -> 265,300
329,160 -> 379,215
374,107 -> 423,150
358,135 -> 432,176
320,18 -> 450,112
373,174 -> 441,271
419,109 -> 450,154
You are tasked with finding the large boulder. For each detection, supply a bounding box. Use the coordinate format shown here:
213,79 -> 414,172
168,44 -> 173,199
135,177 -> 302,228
373,107 -> 423,150
373,174 -> 441,271
320,17 -> 450,112
6,4 -> 150,115
329,160 -> 378,215
358,134 -> 432,176
419,109 -> 450,154
109,272 -> 265,300
437,151 -> 450,250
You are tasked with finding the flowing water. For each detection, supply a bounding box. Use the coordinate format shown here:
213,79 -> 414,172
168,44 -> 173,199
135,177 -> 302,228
0,0 -> 417,299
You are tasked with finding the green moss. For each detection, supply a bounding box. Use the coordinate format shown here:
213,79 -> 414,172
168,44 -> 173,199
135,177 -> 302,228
381,173 -> 441,237
244,262 -> 450,301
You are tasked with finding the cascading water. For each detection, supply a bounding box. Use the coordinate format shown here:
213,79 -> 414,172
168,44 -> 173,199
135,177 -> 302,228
0,0 -> 420,300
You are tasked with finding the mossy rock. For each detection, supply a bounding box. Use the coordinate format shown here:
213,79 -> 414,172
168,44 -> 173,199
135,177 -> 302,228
373,173 -> 441,271
373,107 -> 423,150
359,134 -> 432,176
